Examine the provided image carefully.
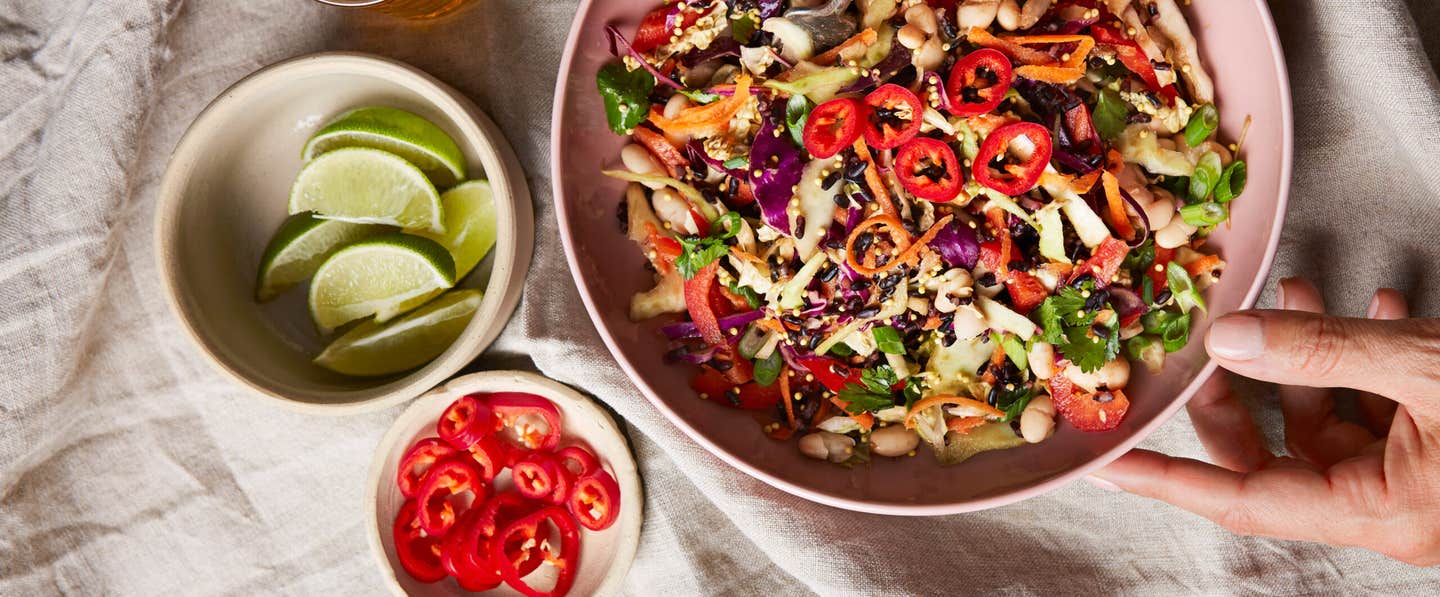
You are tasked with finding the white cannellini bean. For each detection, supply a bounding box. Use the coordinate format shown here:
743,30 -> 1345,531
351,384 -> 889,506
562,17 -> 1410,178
1120,319 -> 1145,340
620,144 -> 665,188
957,0 -> 1000,31
932,269 -> 975,313
1018,0 -> 1052,29
1155,216 -> 1197,249
662,95 -> 693,146
1028,341 -> 1056,380
916,38 -> 946,71
1019,394 -> 1056,443
799,432 -> 856,463
951,304 -> 988,340
651,188 -> 699,235
1064,359 -> 1130,392
1144,196 -> 1175,231
897,24 -> 927,50
869,425 -> 921,457
905,4 -> 939,34
996,0 -> 1021,30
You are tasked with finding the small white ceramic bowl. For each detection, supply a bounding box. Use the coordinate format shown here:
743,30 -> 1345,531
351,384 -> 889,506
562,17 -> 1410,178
367,370 -> 642,596
154,52 -> 533,413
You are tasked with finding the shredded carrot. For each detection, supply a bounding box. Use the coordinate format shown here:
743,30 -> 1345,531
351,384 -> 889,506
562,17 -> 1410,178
946,416 -> 988,435
985,208 -> 1012,278
780,365 -> 796,430
852,140 -> 898,218
921,311 -> 941,331
971,30 -> 1094,84
905,394 -> 1005,429
845,214 -> 954,276
1184,254 -> 1223,278
1101,171 -> 1135,240
649,74 -> 753,137
1015,64 -> 1087,84
811,399 -> 833,427
967,27 -> 1052,64
811,28 -> 878,67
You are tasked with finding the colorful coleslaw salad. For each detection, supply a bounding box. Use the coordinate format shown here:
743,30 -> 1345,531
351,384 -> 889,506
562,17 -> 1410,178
597,0 -> 1247,466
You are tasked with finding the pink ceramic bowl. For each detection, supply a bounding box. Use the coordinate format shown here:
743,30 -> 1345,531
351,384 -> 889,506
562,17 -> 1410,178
550,1 -> 1292,514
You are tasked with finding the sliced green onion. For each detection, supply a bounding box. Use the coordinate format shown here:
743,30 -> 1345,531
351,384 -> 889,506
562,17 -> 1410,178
991,332 -> 1029,373
1214,160 -> 1248,203
1179,202 -> 1229,227
753,350 -> 783,387
1184,104 -> 1219,147
1166,262 -> 1207,314
1188,151 -> 1223,202
872,325 -> 905,355
785,94 -> 814,148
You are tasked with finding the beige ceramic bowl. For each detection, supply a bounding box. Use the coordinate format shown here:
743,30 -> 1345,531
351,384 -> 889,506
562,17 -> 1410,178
155,52 -> 533,414
367,370 -> 643,596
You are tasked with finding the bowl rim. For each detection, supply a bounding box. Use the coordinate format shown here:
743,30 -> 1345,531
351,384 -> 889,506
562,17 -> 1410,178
153,51 -> 535,415
548,2 -> 1293,514
364,370 -> 644,596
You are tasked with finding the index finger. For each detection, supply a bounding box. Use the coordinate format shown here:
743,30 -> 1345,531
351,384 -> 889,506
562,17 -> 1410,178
1090,450 -> 1368,547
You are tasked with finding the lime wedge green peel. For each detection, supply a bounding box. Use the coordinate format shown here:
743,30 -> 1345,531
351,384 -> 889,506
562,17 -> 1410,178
416,180 -> 498,279
308,234 -> 456,332
254,213 -> 387,302
288,147 -> 445,234
314,289 -> 483,376
302,107 -> 466,188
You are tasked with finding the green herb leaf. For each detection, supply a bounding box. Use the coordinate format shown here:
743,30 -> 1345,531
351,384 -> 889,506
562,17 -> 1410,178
723,156 -> 749,170
674,212 -> 742,279
1142,309 -> 1192,353
1179,201 -> 1229,227
731,11 -> 759,43
1031,282 -> 1096,344
679,88 -> 722,104
1057,312 -> 1121,373
728,281 -> 762,309
1122,237 -> 1155,272
990,332 -> 1029,373
902,379 -> 925,411
1092,88 -> 1129,141
596,63 -> 655,135
872,326 -> 905,355
837,364 -> 899,415
827,343 -> 855,357
1166,261 -> 1207,314
1160,174 -> 1191,200
994,385 -> 1035,423
1184,103 -> 1219,147
753,350 -> 783,386
1214,160 -> 1247,203
785,94 -> 814,148
1188,151 -> 1223,202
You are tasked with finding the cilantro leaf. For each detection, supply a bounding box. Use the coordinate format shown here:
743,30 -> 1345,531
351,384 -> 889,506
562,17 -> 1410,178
1031,283 -> 1095,344
674,212 -> 742,279
836,364 -> 899,415
1092,88 -> 1129,141
1057,313 -> 1120,373
994,385 -> 1035,423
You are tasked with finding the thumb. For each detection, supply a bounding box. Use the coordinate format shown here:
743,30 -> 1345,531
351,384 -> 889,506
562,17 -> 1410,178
1205,309 -> 1440,408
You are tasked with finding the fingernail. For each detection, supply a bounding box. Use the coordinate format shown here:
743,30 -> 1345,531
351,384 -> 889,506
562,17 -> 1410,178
1084,475 -> 1121,492
1367,294 -> 1382,319
1208,314 -> 1266,360
1275,281 -> 1287,309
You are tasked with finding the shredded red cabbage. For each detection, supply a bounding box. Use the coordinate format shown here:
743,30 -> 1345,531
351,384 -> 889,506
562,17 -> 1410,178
1118,186 -> 1152,247
1108,286 -> 1149,322
686,140 -> 748,179
605,25 -> 685,91
928,218 -> 980,269
922,71 -> 953,113
750,117 -> 803,235
840,38 -> 913,93
661,309 -> 766,340
682,36 -> 740,66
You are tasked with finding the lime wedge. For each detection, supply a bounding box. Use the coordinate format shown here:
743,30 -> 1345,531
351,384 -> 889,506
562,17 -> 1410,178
254,213 -> 387,302
415,180 -> 498,279
288,147 -> 444,234
302,107 -> 466,187
314,289 -> 482,376
308,234 -> 456,332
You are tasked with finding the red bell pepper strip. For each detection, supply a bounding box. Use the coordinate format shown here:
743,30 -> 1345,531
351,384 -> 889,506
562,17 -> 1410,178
492,506 -> 581,597
979,239 -> 1023,273
556,445 -> 600,478
1005,270 -> 1050,314
795,355 -> 863,393
895,137 -> 964,202
861,84 -> 924,149
1048,373 -> 1129,431
437,395 -> 494,450
631,126 -> 689,177
393,500 -> 447,583
1149,245 -> 1176,289
416,457 -> 487,535
1068,236 -> 1131,287
631,2 -> 704,54
489,392 -> 564,453
512,452 -> 564,502
1090,24 -> 1176,98
945,48 -> 1014,117
396,438 -> 456,499
690,368 -> 781,410
568,469 -> 622,531
973,122 -> 1053,195
803,98 -> 867,159
683,262 -> 726,346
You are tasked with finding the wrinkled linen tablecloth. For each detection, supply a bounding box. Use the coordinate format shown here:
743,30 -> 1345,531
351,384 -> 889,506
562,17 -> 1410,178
4,0 -> 1440,594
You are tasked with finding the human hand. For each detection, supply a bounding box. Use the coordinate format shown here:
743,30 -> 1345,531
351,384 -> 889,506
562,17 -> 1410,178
1089,278 -> 1440,566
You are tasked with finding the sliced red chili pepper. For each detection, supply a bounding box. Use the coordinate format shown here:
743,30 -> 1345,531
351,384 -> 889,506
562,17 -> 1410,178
861,84 -> 924,150
795,355 -> 862,393
689,368 -> 782,410
895,137 -> 964,202
1048,373 -> 1129,431
464,435 -> 505,484
396,438 -> 456,499
393,500 -> 447,584
802,98 -> 866,158
416,457 -> 487,535
436,395 -> 494,450
568,469 -> 622,531
555,446 -> 600,478
492,506 -> 580,597
549,462 -> 576,506
631,2 -> 703,54
512,452 -> 563,502
489,392 -> 564,453
945,48 -> 1014,117
1068,236 -> 1131,287
973,121 -> 1053,195
441,507 -> 498,591
1004,270 -> 1049,314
